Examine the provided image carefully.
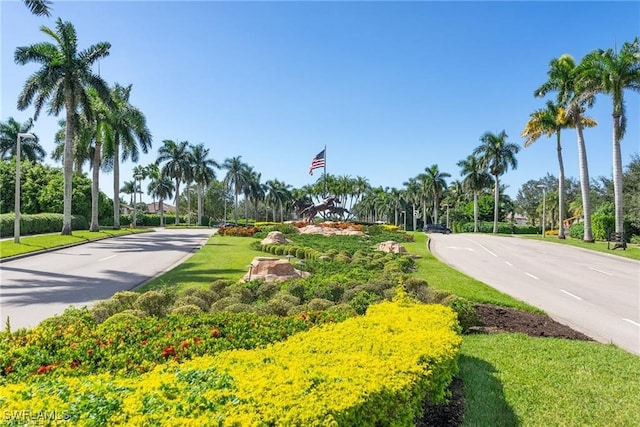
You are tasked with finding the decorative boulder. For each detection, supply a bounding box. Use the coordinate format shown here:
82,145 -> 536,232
261,231 -> 291,245
241,257 -> 310,283
377,241 -> 407,254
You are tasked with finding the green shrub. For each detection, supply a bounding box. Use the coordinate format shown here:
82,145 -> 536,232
91,299 -> 123,323
100,312 -> 141,329
173,295 -> 209,311
257,282 -> 280,301
348,290 -> 381,315
569,222 -> 585,239
182,288 -> 218,306
210,279 -> 233,294
133,290 -> 174,317
446,297 -> 480,333
0,213 -> 89,237
171,304 -> 203,315
307,298 -> 335,311
110,291 -> 140,310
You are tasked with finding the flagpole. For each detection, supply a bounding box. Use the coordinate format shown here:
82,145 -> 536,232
323,145 -> 327,197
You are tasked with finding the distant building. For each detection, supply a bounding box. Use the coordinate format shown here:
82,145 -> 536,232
147,202 -> 175,214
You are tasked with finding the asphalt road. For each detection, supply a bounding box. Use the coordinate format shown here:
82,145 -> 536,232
0,228 -> 215,331
428,232 -> 640,355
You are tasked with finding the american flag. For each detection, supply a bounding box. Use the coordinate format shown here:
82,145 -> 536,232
309,149 -> 326,175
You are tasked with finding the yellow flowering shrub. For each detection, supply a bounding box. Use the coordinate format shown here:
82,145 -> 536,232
0,302 -> 461,426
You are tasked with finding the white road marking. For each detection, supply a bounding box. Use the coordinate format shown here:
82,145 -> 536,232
589,267 -> 613,276
504,261 -> 513,266
525,272 -> 538,280
560,289 -> 583,300
623,318 -> 640,328
98,255 -> 117,262
446,247 -> 475,251
461,238 -> 497,257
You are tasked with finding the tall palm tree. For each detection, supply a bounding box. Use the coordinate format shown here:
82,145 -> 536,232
246,170 -> 265,223
457,154 -> 492,232
422,164 -> 451,224
265,179 -> 292,222
473,130 -> 520,234
15,18 -> 112,234
120,180 -> 136,206
222,156 -> 249,224
535,54 -> 596,242
51,117 -> 94,174
190,143 -> 219,225
148,175 -> 174,227
522,100 -> 597,238
402,177 -> 421,231
0,117 -> 44,162
102,83 -> 152,229
23,0 -> 52,16
157,140 -> 192,225
581,38 -> 640,234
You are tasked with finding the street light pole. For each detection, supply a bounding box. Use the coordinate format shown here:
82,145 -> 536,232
537,184 -> 547,238
14,133 -> 35,243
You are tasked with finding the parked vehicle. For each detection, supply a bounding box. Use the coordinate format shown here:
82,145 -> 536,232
423,224 -> 452,234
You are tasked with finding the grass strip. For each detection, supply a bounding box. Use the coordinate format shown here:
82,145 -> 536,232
403,232 -> 542,313
460,333 -> 640,426
520,235 -> 640,261
136,234 -> 264,293
0,228 -> 151,259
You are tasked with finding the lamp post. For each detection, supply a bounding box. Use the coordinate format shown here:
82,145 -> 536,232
14,133 -> 35,243
536,184 -> 547,238
133,173 -> 143,228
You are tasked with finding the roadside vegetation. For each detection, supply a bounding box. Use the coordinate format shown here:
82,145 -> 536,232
520,234 -> 640,261
2,224 -> 638,426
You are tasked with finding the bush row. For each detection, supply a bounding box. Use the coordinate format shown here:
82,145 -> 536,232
0,301 -> 462,426
458,221 -> 540,234
0,213 -> 88,237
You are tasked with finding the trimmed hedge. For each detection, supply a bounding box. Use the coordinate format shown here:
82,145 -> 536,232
0,213 -> 88,237
458,221 -> 539,234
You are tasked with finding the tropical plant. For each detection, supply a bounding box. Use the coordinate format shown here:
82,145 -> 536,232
222,156 -> 249,224
422,164 -> 451,224
535,54 -> 596,242
15,18 -> 112,234
457,155 -> 492,232
473,130 -> 520,234
0,117 -> 44,162
581,38 -> 640,234
23,0 -> 52,16
522,100 -> 597,238
148,175 -> 174,227
265,179 -> 292,222
157,140 -> 192,225
190,143 -> 219,225
102,84 -> 152,229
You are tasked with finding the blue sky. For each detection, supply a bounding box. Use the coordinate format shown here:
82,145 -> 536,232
2,1 -> 639,201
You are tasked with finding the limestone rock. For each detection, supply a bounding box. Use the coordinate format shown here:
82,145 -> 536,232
377,241 -> 407,253
261,231 -> 291,245
241,257 -> 309,283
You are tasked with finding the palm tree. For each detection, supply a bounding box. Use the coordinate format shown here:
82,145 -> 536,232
457,154 -> 492,232
535,54 -> 596,242
402,177 -> 421,231
15,18 -> 111,235
581,38 -> 640,234
51,117 -> 93,174
222,156 -> 249,224
190,143 -> 219,225
120,180 -> 136,206
265,179 -> 292,222
102,83 -> 152,229
522,100 -> 597,238
246,170 -> 265,223
473,130 -> 520,234
156,140 -> 192,225
422,164 -> 451,224
0,117 -> 44,162
148,175 -> 174,227
23,0 -> 52,16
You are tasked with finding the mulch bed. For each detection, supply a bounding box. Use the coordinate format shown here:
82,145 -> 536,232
415,304 -> 593,426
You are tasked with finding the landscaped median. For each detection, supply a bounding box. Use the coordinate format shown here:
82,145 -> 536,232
0,301 -> 461,426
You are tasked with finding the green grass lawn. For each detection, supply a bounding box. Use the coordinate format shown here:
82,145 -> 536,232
0,228 -> 151,259
520,234 -> 640,261
136,234 -> 265,293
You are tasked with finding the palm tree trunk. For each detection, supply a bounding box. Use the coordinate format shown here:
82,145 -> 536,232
234,191 -> 239,223
89,140 -> 102,232
159,198 -> 164,227
574,116 -> 593,242
113,141 -> 120,229
175,179 -> 181,225
433,195 -> 439,224
612,113 -> 624,234
197,184 -> 203,226
61,96 -> 74,235
492,175 -> 499,234
556,132 -> 566,239
473,191 -> 479,232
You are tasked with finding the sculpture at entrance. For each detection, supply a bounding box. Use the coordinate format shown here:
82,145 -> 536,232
293,197 -> 350,223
